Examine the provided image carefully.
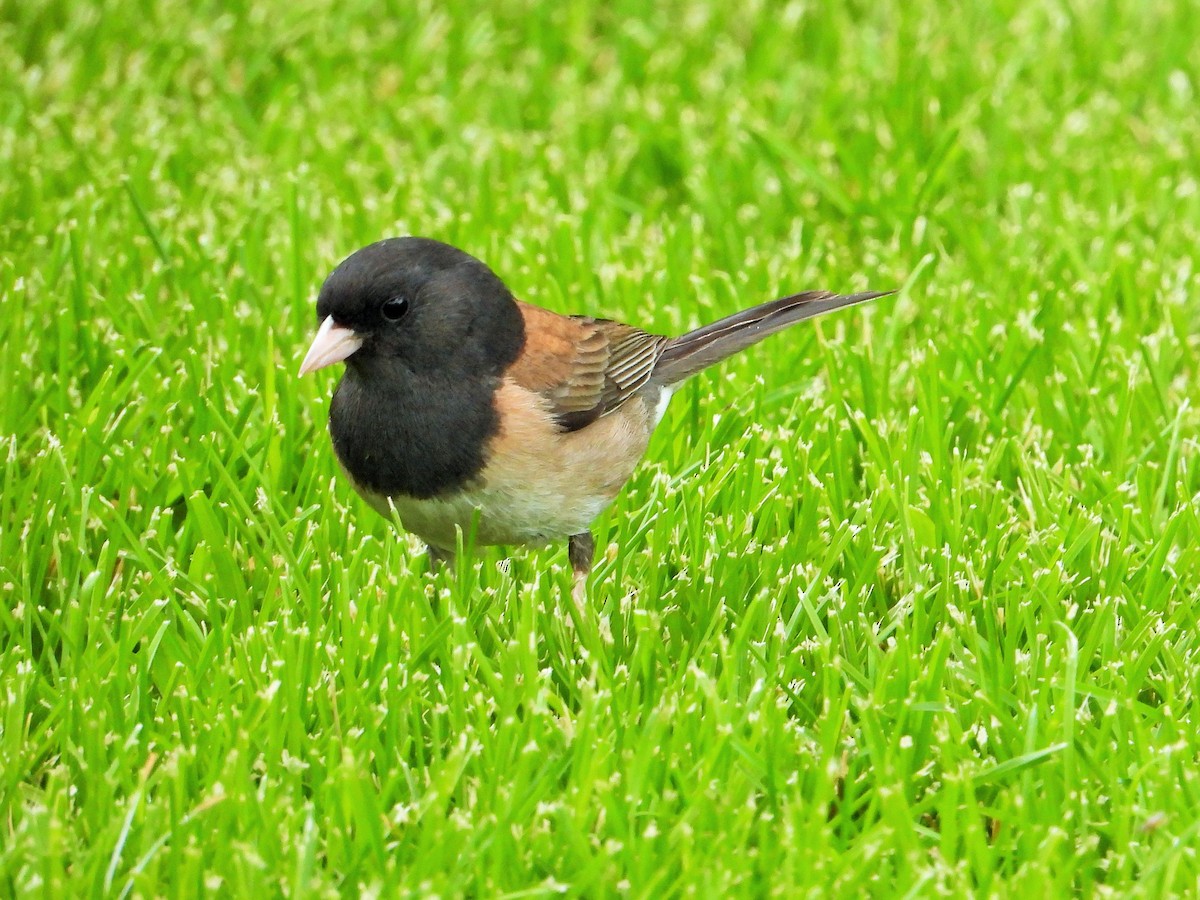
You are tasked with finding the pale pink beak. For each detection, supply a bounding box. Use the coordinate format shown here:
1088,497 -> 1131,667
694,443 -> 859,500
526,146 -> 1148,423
298,317 -> 364,375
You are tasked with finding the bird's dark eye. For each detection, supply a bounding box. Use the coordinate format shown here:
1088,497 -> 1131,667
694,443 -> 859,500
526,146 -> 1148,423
381,296 -> 410,322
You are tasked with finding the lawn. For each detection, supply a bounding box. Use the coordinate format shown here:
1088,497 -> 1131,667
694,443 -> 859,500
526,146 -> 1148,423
4,0 -> 1200,895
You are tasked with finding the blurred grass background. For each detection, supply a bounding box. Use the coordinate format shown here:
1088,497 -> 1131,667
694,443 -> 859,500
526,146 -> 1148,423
3,0 -> 1200,894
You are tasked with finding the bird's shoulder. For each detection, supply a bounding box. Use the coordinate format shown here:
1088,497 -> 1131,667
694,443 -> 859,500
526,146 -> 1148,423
506,301 -> 668,432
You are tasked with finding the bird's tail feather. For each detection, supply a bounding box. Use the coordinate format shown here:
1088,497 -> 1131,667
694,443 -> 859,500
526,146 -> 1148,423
650,289 -> 891,387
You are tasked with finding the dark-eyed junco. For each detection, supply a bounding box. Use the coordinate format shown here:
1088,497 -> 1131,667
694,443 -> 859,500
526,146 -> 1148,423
300,237 -> 889,591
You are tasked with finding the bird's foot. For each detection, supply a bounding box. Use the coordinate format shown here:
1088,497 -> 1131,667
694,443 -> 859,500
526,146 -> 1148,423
568,531 -> 595,610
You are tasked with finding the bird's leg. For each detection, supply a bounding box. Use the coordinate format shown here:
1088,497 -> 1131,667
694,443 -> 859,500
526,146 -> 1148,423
426,544 -> 454,572
568,531 -> 595,606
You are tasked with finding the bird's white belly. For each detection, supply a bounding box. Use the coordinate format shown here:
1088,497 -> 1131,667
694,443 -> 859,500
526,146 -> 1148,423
376,481 -> 609,550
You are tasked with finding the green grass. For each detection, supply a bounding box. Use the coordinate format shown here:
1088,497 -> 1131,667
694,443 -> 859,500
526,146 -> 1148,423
4,0 -> 1200,894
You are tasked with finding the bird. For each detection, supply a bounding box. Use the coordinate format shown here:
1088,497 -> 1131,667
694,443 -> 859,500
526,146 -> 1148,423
299,236 -> 890,595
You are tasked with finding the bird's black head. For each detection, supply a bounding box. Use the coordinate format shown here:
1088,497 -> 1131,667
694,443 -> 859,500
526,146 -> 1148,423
300,237 -> 525,378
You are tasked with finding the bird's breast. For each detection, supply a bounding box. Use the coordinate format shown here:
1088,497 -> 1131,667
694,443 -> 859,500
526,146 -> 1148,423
329,365 -> 499,499
347,379 -> 658,550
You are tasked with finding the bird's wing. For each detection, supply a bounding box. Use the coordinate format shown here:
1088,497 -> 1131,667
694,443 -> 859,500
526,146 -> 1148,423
508,302 -> 669,432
